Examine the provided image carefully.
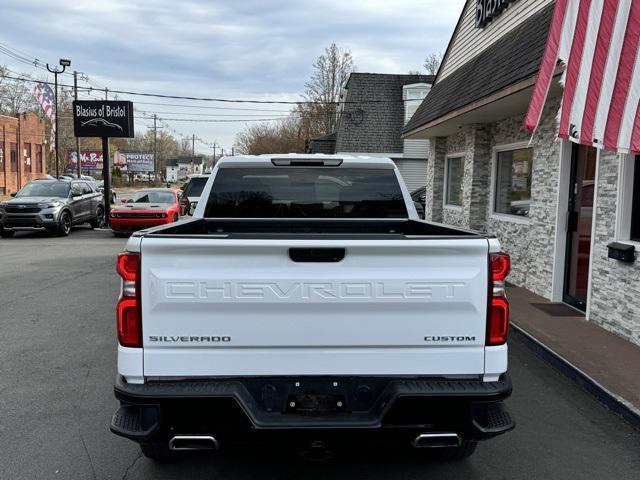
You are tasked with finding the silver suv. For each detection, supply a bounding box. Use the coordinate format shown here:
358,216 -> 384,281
0,180 -> 104,237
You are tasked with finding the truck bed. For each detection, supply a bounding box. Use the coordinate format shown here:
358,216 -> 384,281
140,218 -> 485,239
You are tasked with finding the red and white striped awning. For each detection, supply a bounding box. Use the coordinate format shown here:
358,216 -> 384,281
524,0 -> 640,153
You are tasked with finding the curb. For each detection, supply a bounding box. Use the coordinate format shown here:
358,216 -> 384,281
511,324 -> 640,431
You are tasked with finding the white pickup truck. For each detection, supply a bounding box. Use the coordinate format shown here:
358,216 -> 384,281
110,154 -> 514,461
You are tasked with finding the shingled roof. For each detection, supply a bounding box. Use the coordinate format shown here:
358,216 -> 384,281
336,73 -> 434,153
403,4 -> 553,136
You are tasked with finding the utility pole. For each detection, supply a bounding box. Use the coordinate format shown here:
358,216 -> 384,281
46,58 -> 70,178
147,116 -> 162,184
192,134 -> 195,156
231,147 -> 235,156
74,71 -> 81,177
153,114 -> 158,183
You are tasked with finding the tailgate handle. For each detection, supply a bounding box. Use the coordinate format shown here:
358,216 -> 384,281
289,248 -> 345,263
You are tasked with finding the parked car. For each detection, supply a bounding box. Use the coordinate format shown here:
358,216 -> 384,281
180,174 -> 210,216
110,155 -> 514,461
96,181 -> 117,204
60,173 -> 98,183
410,185 -> 426,219
109,188 -> 181,236
0,180 -> 104,237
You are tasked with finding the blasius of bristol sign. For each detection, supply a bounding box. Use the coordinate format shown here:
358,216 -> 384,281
476,0 -> 519,28
72,100 -> 135,225
73,100 -> 134,138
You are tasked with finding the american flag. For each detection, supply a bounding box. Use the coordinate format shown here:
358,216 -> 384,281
33,82 -> 56,152
525,0 -> 640,154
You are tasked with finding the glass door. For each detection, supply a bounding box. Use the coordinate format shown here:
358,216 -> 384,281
563,144 -> 597,311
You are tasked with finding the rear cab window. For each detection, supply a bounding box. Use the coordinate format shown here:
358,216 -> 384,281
205,167 -> 408,218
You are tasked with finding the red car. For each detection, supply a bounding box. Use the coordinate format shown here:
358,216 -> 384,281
110,188 -> 181,236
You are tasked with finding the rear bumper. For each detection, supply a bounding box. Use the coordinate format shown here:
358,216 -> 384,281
111,374 -> 514,443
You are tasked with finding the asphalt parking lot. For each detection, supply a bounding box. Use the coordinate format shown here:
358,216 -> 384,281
1,228 -> 639,479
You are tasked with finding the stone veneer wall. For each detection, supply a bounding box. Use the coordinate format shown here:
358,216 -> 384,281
422,96 -> 640,345
589,151 -> 640,346
485,98 -> 562,298
425,137 -> 446,223
424,98 -> 562,299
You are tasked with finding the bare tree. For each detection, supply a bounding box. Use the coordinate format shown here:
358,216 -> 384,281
234,117 -> 306,156
0,68 -> 39,116
234,43 -> 356,155
303,43 -> 355,134
423,52 -> 444,76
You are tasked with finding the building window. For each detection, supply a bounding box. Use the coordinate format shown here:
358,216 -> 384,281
494,147 -> 533,217
10,143 -> 17,172
445,156 -> 463,207
24,143 -> 32,173
0,141 -> 4,167
35,144 -> 43,173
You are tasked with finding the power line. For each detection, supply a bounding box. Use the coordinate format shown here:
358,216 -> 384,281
131,100 -> 293,113
136,110 -> 293,118
0,73 -> 402,105
147,117 -> 299,123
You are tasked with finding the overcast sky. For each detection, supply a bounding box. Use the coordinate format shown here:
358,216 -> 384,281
1,0 -> 465,153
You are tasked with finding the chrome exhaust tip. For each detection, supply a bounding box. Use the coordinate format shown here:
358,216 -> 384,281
169,435 -> 219,451
413,433 -> 461,448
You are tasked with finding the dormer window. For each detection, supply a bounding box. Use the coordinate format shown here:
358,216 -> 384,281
403,83 -> 431,124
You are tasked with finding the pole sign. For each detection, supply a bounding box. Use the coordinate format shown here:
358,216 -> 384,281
72,100 -> 134,138
71,100 -> 135,227
476,0 -> 518,28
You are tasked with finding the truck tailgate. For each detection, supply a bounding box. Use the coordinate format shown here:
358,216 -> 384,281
140,237 -> 489,377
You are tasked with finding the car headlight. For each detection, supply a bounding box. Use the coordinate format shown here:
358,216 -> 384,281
38,201 -> 63,209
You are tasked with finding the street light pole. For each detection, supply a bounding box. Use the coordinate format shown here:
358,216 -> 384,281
46,58 -> 70,178
73,71 -> 81,177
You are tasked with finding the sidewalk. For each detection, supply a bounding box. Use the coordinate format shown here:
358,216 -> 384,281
507,284 -> 640,427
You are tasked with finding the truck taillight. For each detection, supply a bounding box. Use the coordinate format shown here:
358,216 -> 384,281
116,252 -> 142,348
487,253 -> 510,346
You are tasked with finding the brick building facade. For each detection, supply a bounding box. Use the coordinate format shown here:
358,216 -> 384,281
0,113 -> 47,195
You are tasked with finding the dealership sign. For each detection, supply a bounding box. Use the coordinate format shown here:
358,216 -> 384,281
72,100 -> 134,138
113,151 -> 155,172
476,0 -> 518,28
67,151 -> 104,170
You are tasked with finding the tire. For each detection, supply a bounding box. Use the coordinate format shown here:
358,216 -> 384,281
90,206 -> 105,229
172,213 -> 179,222
140,442 -> 179,462
0,228 -> 15,238
57,211 -> 72,237
421,440 -> 478,461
